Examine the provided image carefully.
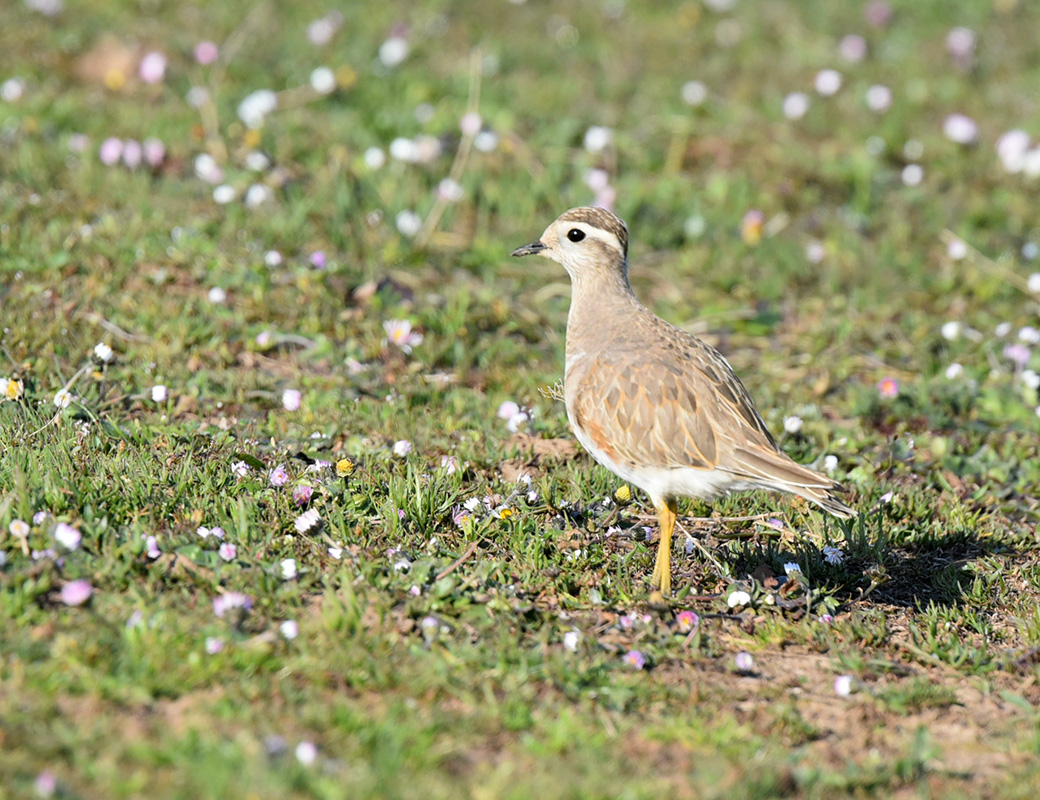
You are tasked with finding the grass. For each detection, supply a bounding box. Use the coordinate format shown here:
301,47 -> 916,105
2,0 -> 1040,797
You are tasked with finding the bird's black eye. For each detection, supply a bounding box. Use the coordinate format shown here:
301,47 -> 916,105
567,228 -> 586,242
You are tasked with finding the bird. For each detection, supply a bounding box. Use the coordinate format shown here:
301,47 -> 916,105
511,206 -> 854,597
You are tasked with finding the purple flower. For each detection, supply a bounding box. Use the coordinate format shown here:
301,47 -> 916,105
205,636 -> 224,654
34,771 -> 57,798
145,535 -> 161,559
623,650 -> 646,670
293,484 -> 313,506
1005,343 -> 1031,367
864,0 -> 892,27
269,465 -> 289,487
213,592 -> 252,618
818,613 -> 835,625
309,250 -> 326,268
218,542 -> 237,562
60,579 -> 92,606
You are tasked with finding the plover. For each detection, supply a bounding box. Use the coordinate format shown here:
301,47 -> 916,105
512,206 -> 854,596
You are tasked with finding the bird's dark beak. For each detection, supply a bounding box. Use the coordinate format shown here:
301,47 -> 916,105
511,241 -> 547,257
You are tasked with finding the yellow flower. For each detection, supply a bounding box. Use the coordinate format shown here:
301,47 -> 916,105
497,507 -> 514,520
2,377 -> 24,400
335,458 -> 355,478
614,485 -> 631,503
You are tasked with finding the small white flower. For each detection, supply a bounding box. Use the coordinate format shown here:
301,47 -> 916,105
193,153 -> 223,184
280,558 -> 297,580
186,86 -> 209,109
294,508 -> 321,533
814,69 -> 842,96
941,321 -> 961,341
943,113 -> 978,145
363,147 -> 386,170
280,620 -> 299,640
309,66 -> 336,95
218,542 -> 236,561
244,151 -> 270,171
834,675 -> 854,697
281,388 -> 302,411
783,562 -> 801,576
437,178 -> 464,202
823,455 -> 838,474
151,384 -> 168,402
1019,326 -> 1040,345
93,342 -> 114,363
783,415 -> 803,434
901,164 -> 924,187
822,546 -> 844,565
379,36 -> 409,67
726,589 -> 751,607
393,439 -> 413,457
212,184 -> 236,205
205,637 -> 223,654
237,89 -> 277,129
1,77 -> 27,102
383,319 -> 423,353
506,410 -> 530,433
996,322 -> 1013,338
53,388 -> 73,408
395,210 -> 423,237
473,130 -> 498,152
947,238 -> 968,261
563,630 -> 581,652
864,84 -> 891,113
681,80 -> 707,106
945,362 -> 964,380
782,91 -> 810,120
1022,369 -> 1040,390
463,497 -> 481,512
805,240 -> 825,264
10,519 -> 30,538
389,137 -> 419,163
328,546 -> 343,560
583,125 -> 612,153
207,286 -> 227,304
244,183 -> 272,208
1028,273 -> 1040,294
460,111 -> 482,137
295,741 -> 317,765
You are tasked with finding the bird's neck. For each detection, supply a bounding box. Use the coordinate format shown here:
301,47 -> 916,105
565,263 -> 642,361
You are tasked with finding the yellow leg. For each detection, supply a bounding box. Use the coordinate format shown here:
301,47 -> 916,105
650,499 -> 677,597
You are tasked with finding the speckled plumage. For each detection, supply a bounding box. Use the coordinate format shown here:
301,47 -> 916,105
512,206 -> 854,596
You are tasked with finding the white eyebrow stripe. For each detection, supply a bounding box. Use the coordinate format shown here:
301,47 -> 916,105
572,223 -> 624,257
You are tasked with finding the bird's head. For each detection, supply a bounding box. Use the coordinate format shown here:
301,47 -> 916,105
511,207 -> 629,284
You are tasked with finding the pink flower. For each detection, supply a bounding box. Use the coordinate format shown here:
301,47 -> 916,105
99,137 -> 123,166
838,34 -> 867,63
864,0 -> 892,27
877,376 -> 899,399
293,484 -> 313,506
309,250 -> 326,268
676,610 -> 699,633
460,111 -> 482,137
623,650 -> 646,670
194,41 -> 219,65
142,137 -> 165,167
735,651 -> 754,672
145,535 -> 161,559
122,139 -> 142,168
54,522 -> 81,550
138,51 -> 167,84
269,465 -> 289,486
218,542 -> 237,562
60,579 -> 92,606
205,637 -> 224,654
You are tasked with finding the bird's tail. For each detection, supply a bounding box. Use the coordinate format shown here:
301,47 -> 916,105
727,447 -> 856,519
